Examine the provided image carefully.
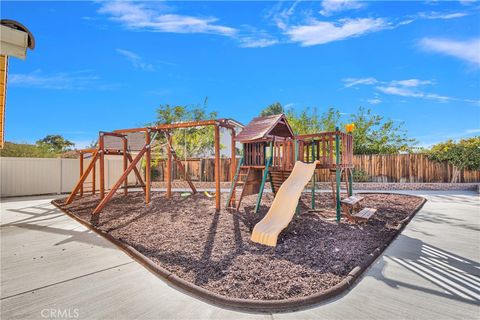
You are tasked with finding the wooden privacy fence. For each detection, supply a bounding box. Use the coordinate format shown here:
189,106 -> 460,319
154,154 -> 480,183
350,154 -> 480,183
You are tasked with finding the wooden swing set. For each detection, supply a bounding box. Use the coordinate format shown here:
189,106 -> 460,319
66,119 -> 240,214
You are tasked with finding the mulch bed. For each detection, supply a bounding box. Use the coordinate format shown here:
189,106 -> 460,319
53,192 -> 424,301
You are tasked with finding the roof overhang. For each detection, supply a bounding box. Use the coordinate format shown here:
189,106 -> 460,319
0,20 -> 35,59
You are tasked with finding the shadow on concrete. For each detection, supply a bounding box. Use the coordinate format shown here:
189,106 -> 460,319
372,234 -> 480,306
413,210 -> 480,232
1,203 -> 114,250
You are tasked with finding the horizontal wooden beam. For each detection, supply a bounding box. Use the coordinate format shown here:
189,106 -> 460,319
100,131 -> 126,138
296,132 -> 349,140
77,148 -> 97,154
113,119 -> 239,134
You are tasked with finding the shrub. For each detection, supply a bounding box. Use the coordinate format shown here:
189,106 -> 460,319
351,169 -> 371,182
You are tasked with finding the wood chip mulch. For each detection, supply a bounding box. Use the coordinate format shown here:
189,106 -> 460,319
53,192 -> 424,301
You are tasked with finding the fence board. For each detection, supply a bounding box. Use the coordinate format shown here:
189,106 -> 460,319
2,153 -> 479,198
153,154 -> 480,183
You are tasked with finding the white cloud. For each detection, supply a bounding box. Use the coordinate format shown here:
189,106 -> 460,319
390,79 -> 433,87
98,1 -> 236,36
419,38 -> 480,67
459,0 -> 477,5
343,76 -> 479,105
345,77 -> 434,89
268,0 -> 301,31
99,1 -> 279,48
320,0 -> 365,16
465,128 -> 480,134
238,37 -> 279,48
236,26 -> 280,48
9,70 -> 99,90
376,85 -> 470,103
116,48 -> 154,71
417,11 -> 469,20
367,98 -> 382,104
286,18 -> 388,46
342,77 -> 378,88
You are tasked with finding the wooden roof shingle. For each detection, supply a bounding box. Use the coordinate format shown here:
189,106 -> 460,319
235,114 -> 295,142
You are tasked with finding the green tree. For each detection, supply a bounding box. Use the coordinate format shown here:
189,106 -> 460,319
0,142 -> 56,158
260,102 -> 285,116
153,103 -> 218,158
284,106 -> 416,154
428,137 -> 480,182
36,135 -> 74,153
349,107 -> 417,154
286,107 -> 341,134
348,107 -> 416,154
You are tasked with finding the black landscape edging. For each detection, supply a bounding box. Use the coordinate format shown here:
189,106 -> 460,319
51,194 -> 427,312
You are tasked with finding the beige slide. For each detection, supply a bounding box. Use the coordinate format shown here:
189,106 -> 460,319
251,160 -> 319,247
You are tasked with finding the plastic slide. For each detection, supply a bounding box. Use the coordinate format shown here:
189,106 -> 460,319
251,160 -> 319,247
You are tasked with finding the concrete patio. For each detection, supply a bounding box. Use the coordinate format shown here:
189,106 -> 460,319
1,191 -> 479,320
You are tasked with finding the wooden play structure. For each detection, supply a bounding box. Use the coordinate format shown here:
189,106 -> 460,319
226,114 -> 367,222
66,113 -> 373,223
66,119 -> 239,214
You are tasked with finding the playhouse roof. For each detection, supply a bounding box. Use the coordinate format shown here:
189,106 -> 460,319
235,114 -> 295,142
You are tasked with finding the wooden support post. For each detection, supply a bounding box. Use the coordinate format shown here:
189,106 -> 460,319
92,156 -> 96,195
230,128 -> 236,206
348,168 -> 353,197
99,133 -> 105,199
214,124 -> 221,211
145,130 -> 151,204
311,141 -> 316,210
171,152 -> 197,193
294,140 -> 299,161
79,153 -> 84,197
335,128 -> 341,222
123,137 -> 128,196
66,151 -> 99,204
93,146 -> 148,215
125,153 -> 147,193
166,132 -> 172,198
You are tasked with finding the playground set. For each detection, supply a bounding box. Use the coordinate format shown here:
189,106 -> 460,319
66,114 -> 376,247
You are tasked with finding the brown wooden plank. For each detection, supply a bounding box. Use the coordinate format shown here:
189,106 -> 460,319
93,146 -> 148,214
66,151 -> 99,204
79,153 -> 84,197
214,125 -> 221,210
145,131 -> 151,204
99,134 -> 105,199
123,138 -> 128,196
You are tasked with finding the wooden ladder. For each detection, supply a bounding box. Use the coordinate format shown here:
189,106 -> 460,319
231,166 -> 252,210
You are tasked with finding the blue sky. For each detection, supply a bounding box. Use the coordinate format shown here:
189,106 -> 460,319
2,0 -> 480,148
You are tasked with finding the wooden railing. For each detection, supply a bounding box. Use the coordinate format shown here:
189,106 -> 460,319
243,142 -> 267,166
